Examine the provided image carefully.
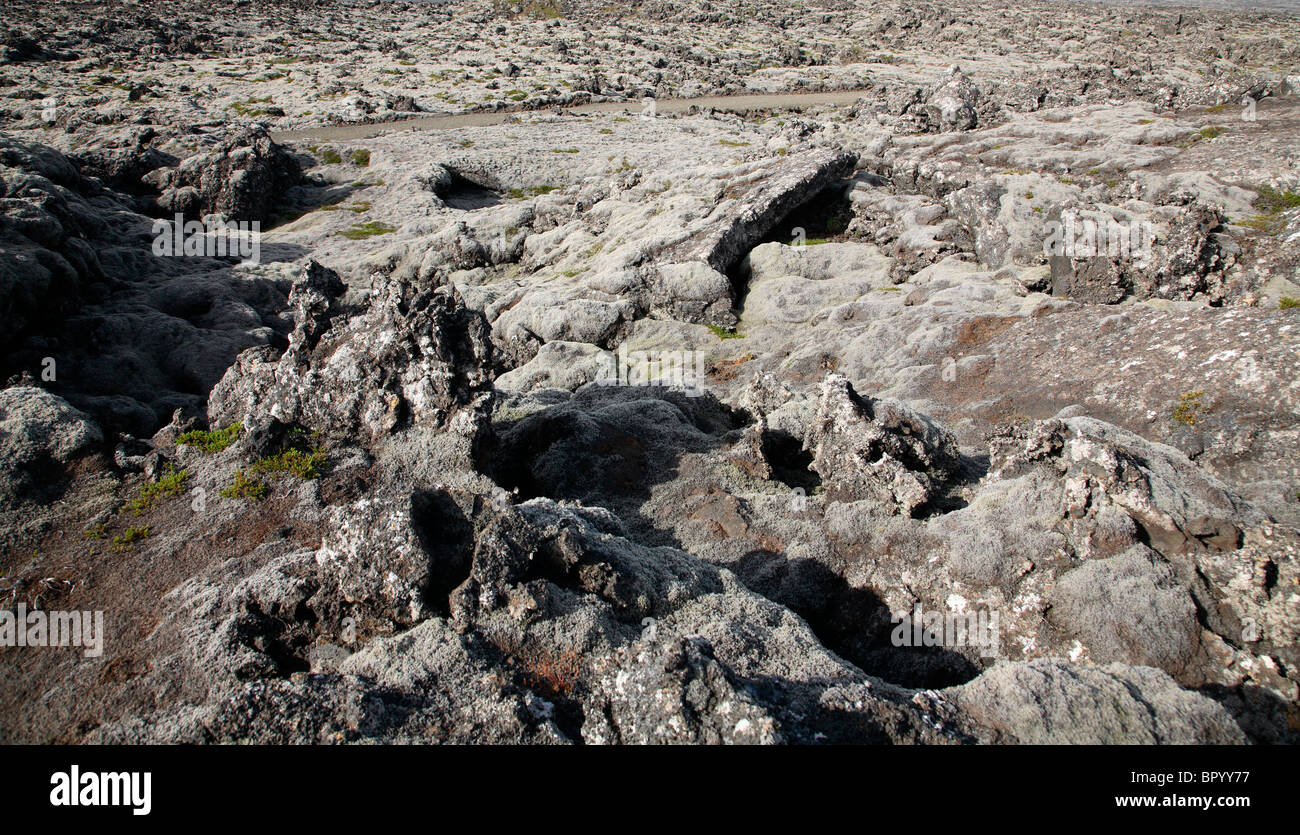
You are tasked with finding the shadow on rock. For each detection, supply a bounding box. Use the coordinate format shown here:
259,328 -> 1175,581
736,551 -> 981,689
488,384 -> 743,547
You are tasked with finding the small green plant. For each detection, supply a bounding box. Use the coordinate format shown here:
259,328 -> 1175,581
218,443 -> 323,503
706,324 -> 743,340
507,185 -> 559,199
551,147 -> 580,154
320,201 -> 372,214
318,148 -> 343,165
229,95 -> 275,116
1279,296 -> 1300,310
337,221 -> 396,240
124,466 -> 190,515
349,149 -> 371,166
178,422 -> 242,453
83,523 -> 108,540
1172,390 -> 1206,426
220,471 -> 268,502
249,446 -> 328,480
112,526 -> 151,553
1241,186 -> 1300,234
1198,125 -> 1226,139
718,138 -> 751,147
1254,186 -> 1300,214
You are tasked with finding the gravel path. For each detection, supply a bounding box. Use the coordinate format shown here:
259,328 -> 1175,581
272,90 -> 875,142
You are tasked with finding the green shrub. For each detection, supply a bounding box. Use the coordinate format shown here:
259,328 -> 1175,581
249,446 -> 328,480
1256,185 -> 1300,213
1172,390 -> 1205,426
706,324 -> 743,340
337,221 -> 396,239
124,466 -> 190,515
1242,186 -> 1300,233
507,185 -> 559,199
220,471 -> 268,502
178,422 -> 241,453
112,526 -> 150,552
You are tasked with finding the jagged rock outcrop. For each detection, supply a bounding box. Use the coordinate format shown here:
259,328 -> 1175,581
1049,203 -> 1232,304
84,475 -> 1248,746
920,67 -> 980,132
986,416 -> 1265,555
666,149 -> 859,274
145,127 -> 300,223
207,262 -> 494,448
581,637 -> 785,744
803,373 -> 961,514
72,128 -> 177,196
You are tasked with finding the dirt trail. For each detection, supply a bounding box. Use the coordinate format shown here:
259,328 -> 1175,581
271,89 -> 873,143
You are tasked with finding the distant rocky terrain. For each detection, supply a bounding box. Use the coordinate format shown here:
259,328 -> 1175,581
1,0 -> 1298,744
